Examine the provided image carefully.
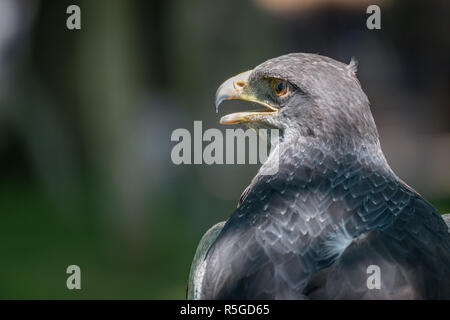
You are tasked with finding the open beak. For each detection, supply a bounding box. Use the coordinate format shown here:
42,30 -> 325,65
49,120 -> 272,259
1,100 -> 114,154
215,70 -> 278,125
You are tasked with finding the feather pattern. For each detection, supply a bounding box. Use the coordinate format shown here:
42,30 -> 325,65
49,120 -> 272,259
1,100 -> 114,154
198,138 -> 450,299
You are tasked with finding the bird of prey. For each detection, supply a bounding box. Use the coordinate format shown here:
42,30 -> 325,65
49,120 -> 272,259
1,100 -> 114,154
187,53 -> 450,299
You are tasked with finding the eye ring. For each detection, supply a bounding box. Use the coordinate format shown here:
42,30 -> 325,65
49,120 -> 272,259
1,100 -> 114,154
272,79 -> 289,97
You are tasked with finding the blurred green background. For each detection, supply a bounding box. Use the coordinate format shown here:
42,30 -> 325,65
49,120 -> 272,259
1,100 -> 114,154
0,0 -> 449,299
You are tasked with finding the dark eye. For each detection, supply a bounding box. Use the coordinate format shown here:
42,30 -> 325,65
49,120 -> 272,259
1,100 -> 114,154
272,79 -> 289,97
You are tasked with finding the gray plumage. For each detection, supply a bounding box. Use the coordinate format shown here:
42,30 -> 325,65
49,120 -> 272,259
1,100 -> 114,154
188,53 -> 450,299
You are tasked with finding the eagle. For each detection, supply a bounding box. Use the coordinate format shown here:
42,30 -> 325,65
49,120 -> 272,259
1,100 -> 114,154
187,53 -> 450,299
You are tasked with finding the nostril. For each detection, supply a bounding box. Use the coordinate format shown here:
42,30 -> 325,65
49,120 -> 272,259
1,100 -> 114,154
234,80 -> 245,90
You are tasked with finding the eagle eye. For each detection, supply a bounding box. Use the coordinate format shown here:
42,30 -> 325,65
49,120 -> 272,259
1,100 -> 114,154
271,79 -> 289,97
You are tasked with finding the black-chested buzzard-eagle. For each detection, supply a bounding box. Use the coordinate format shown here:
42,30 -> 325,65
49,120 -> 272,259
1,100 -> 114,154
187,53 -> 450,300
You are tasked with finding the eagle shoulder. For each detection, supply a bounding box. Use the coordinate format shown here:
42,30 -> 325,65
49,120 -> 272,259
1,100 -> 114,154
187,221 -> 225,299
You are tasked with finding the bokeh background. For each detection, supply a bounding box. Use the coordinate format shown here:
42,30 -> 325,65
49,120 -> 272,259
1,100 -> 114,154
0,0 -> 448,299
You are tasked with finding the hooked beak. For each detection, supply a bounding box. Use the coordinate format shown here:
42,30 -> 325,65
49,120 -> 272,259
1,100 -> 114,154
215,70 -> 278,125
